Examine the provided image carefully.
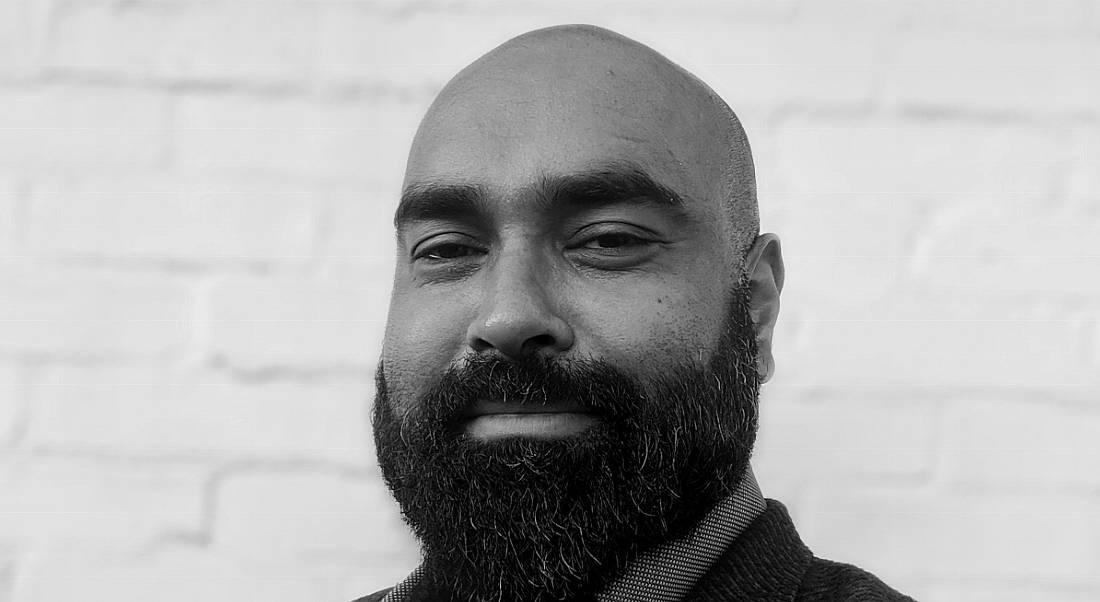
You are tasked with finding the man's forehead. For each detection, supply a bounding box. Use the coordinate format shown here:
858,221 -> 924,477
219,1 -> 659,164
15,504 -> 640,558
405,131 -> 695,197
403,26 -> 730,206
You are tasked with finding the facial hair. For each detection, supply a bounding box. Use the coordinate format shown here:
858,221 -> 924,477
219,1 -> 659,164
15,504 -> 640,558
372,281 -> 760,602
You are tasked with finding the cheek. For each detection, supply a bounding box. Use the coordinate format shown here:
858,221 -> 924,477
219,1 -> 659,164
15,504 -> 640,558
381,289 -> 471,415
574,282 -> 726,374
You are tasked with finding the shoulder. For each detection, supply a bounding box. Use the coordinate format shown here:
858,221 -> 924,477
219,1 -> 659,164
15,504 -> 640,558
350,588 -> 391,602
796,557 -> 915,602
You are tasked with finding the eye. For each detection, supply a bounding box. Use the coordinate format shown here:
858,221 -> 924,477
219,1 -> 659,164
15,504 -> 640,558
568,226 -> 662,270
582,232 -> 650,250
411,233 -> 487,264
418,242 -> 481,260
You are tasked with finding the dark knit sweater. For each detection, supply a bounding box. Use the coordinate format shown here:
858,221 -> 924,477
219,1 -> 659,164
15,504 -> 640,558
354,500 -> 913,602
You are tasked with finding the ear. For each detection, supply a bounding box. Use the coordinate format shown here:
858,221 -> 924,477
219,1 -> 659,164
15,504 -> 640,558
744,233 -> 784,383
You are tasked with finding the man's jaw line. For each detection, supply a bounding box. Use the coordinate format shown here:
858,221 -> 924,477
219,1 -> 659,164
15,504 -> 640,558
460,399 -> 601,440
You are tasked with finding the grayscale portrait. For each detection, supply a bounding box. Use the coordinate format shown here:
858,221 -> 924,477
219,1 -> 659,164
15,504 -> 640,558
1,4 -> 1096,602
360,23 -> 892,602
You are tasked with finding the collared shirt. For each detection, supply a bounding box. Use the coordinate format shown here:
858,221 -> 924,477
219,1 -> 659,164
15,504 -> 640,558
383,467 -> 766,602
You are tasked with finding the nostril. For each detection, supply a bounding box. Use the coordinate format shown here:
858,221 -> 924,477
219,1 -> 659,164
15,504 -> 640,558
467,332 -> 561,359
520,334 -> 558,355
469,337 -> 494,354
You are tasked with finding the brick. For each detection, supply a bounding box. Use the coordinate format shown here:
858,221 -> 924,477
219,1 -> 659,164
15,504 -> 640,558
766,193 -> 944,307
0,175 -> 18,256
26,173 -> 317,265
763,187 -> 932,261
901,0 -> 1092,33
768,189 -> 1100,332
670,22 -> 879,113
456,0 -> 796,17
316,9 -> 524,92
771,120 -> 1068,195
784,284 -> 1091,325
889,26 -> 1100,70
212,469 -> 418,566
46,0 -> 320,85
715,23 -> 880,110
176,94 -> 423,184
20,542 -> 410,602
27,364 -> 372,464
753,392 -> 934,486
884,31 -> 1100,116
0,361 -> 22,445
802,490 -> 1100,580
208,273 -> 389,369
0,542 -> 14,602
1068,126 -> 1098,207
0,262 -> 192,358
0,455 -> 205,545
916,254 -> 1100,297
794,0 -> 907,28
1093,316 -> 1100,371
0,85 -> 169,172
0,0 -> 40,79
320,185 -> 401,268
772,287 -> 1099,407
912,198 -> 1100,296
771,309 -> 1088,387
941,397 -> 1100,490
921,582 -> 1100,602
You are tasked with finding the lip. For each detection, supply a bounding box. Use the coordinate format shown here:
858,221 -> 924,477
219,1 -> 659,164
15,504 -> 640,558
462,399 -> 590,417
459,400 -> 599,439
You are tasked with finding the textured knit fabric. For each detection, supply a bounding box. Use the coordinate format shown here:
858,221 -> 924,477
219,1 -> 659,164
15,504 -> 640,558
683,500 -> 913,602
598,468 -> 766,601
354,498 -> 913,602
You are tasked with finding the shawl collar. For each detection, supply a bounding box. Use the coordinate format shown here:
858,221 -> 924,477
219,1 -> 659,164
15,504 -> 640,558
686,500 -> 813,602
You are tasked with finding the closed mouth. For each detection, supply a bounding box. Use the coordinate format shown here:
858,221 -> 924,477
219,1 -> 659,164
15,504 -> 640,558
462,399 -> 592,418
459,400 -> 600,439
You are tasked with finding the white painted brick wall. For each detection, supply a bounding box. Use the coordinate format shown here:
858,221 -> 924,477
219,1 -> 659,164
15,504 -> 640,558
0,176 -> 18,258
176,94 -> 423,184
1,1 -> 1097,601
26,173 -> 318,265
0,85 -> 170,171
46,0 -> 321,86
26,364 -> 372,465
0,361 -> 21,444
0,455 -> 206,545
209,273 -> 388,370
0,264 -> 193,358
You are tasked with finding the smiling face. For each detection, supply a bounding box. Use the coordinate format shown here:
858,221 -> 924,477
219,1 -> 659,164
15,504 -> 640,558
383,27 -> 751,422
373,25 -> 771,601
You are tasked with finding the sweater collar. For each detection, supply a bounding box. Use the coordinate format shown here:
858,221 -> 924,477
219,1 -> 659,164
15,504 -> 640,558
597,466 -> 765,602
686,499 -> 814,602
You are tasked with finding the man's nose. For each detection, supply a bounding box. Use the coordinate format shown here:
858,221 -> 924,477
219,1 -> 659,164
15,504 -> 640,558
465,255 -> 574,360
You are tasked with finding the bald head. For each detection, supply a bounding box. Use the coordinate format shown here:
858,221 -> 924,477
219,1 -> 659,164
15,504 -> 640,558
379,32 -> 784,598
404,24 -> 759,260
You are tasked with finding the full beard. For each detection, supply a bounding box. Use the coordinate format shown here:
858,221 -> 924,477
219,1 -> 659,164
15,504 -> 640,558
372,282 -> 760,602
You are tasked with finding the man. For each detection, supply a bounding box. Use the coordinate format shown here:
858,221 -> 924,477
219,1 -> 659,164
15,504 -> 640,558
360,24 -> 911,602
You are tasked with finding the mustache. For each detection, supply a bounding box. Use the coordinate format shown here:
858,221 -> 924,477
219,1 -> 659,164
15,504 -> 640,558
414,354 -> 648,427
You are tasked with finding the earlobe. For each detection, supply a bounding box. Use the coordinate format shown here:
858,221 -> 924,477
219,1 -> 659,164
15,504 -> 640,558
744,234 -> 784,383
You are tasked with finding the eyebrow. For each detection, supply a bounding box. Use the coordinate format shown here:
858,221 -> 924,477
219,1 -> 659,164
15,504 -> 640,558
393,182 -> 485,228
536,163 -> 687,216
394,162 -> 689,228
